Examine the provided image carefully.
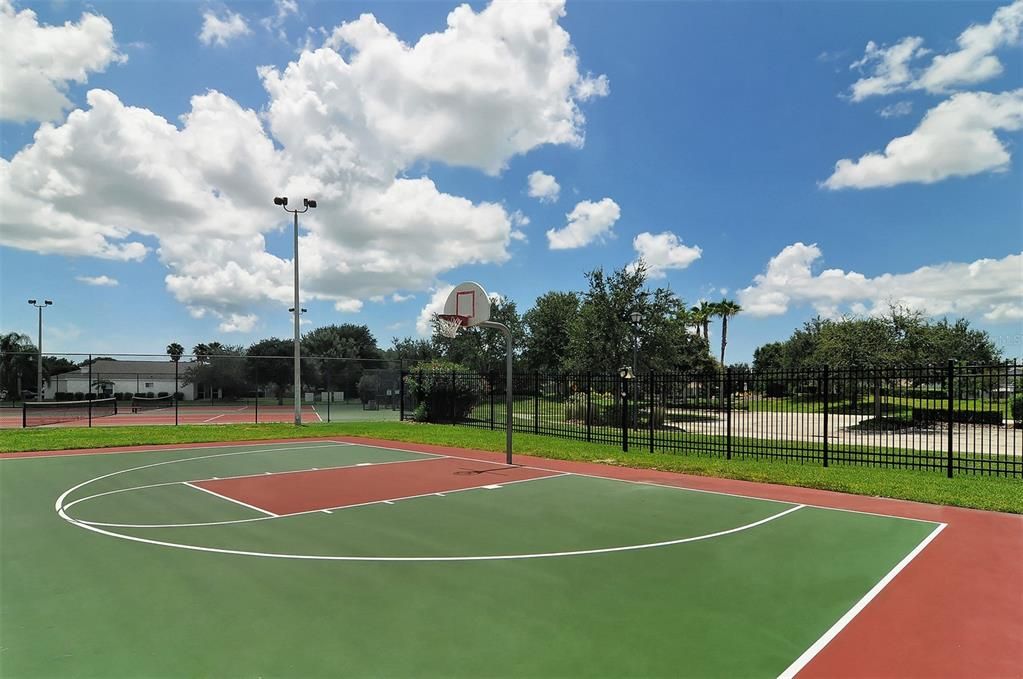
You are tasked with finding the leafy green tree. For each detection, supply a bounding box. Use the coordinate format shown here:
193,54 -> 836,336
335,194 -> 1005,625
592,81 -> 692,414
387,337 -> 442,366
184,343 -> 246,399
246,338 -> 294,404
566,263 -> 712,374
302,324 -> 383,396
522,291 -> 579,372
0,332 -> 35,402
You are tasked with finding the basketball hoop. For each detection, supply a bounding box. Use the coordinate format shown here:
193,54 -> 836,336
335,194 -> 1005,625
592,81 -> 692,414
436,314 -> 468,339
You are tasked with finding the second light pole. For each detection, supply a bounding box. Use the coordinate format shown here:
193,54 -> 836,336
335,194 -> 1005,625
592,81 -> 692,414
274,195 -> 316,425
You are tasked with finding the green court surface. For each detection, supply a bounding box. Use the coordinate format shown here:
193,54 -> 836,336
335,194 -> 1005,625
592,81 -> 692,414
0,441 -> 942,677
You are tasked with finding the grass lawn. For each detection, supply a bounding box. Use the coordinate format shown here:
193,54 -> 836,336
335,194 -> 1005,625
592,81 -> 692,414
2,421 -> 1019,513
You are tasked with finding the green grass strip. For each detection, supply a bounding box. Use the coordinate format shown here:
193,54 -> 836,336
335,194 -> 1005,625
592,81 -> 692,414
1,421 -> 1020,513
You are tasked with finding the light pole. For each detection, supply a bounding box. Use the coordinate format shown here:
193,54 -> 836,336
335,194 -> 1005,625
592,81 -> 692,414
27,299 -> 52,401
274,195 -> 317,425
629,311 -> 643,373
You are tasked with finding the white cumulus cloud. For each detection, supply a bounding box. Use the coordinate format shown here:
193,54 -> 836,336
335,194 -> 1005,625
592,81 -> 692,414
846,1 -> 1023,100
75,275 -> 118,286
628,231 -> 702,278
416,285 -> 455,337
218,313 -> 258,333
0,0 -> 605,333
527,170 -> 561,202
0,0 -> 124,122
824,89 -> 1023,189
199,9 -> 251,47
738,242 -> 1023,322
546,198 -> 621,250
848,37 -> 928,102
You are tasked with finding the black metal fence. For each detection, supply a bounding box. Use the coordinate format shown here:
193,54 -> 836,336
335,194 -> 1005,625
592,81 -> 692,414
400,361 -> 1023,478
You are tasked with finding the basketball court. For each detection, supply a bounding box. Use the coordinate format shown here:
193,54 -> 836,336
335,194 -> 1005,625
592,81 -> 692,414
2,436 -> 1018,677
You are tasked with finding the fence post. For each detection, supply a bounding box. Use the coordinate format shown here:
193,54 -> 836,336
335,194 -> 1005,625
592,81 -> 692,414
823,365 -> 829,468
947,359 -> 955,478
325,367 -> 331,424
88,355 -> 93,427
586,372 -> 592,443
726,367 -> 732,460
399,369 -> 406,422
451,369 -> 456,423
175,359 -> 180,426
621,373 -> 629,452
21,400 -> 26,428
534,372 -> 540,435
489,372 -> 495,430
649,370 -> 655,454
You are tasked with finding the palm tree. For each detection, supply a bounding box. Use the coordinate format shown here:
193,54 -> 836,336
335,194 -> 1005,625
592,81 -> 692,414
690,301 -> 714,344
715,299 -> 742,367
166,343 -> 184,362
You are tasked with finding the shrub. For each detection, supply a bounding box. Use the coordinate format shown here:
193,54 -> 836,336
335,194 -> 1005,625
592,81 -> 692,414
173,392 -> 185,401
1012,395 -> 1023,428
912,408 -> 1003,426
158,391 -> 169,398
146,391 -> 155,398
73,392 -> 84,400
357,374 -> 380,404
404,361 -> 479,423
563,392 -> 621,426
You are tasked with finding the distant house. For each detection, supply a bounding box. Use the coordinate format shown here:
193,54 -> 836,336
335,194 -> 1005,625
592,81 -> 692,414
46,359 -> 197,400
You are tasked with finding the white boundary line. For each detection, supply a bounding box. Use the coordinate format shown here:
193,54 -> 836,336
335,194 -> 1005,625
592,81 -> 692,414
777,522 -> 947,679
58,501 -> 805,562
183,482 -> 278,517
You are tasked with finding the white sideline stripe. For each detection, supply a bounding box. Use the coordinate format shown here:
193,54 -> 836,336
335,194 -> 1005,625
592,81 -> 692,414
322,509 -> 332,514
62,456 -> 443,517
183,482 -> 278,517
483,484 -> 502,489
5,439 -> 340,461
382,501 -> 395,505
356,463 -> 373,466
59,500 -> 805,562
435,493 -> 446,497
334,441 -> 943,526
777,522 -> 947,679
202,414 -> 227,423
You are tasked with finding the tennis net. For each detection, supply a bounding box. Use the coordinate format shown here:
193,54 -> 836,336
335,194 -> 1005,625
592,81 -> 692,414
130,395 -> 174,412
22,398 -> 118,427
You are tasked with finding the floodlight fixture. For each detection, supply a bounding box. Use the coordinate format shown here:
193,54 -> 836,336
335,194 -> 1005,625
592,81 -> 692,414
28,299 -> 36,304
273,196 -> 288,206
304,198 -> 317,208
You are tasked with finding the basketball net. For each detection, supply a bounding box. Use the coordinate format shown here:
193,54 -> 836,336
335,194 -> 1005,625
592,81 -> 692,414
436,314 -> 468,339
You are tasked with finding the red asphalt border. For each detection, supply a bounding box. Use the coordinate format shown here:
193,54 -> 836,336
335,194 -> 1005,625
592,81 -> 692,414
4,435 -> 1021,677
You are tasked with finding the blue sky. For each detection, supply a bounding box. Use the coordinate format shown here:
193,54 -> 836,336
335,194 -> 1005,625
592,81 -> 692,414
1,0 -> 1021,362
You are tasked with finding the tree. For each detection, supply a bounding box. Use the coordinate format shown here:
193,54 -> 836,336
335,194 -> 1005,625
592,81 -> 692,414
184,343 -> 247,399
0,332 -> 35,402
715,299 -> 742,367
565,263 -> 712,374
166,343 -> 184,362
387,337 -> 442,366
302,324 -> 383,397
690,301 -> 715,344
522,291 -> 579,372
246,338 -> 294,404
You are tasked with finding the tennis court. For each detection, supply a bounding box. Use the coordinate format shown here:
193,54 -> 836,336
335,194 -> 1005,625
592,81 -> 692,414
1,438 -> 1018,677
0,400 -> 399,428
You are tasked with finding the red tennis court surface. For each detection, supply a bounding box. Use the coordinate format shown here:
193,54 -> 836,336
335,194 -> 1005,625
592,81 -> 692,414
193,457 -> 561,515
